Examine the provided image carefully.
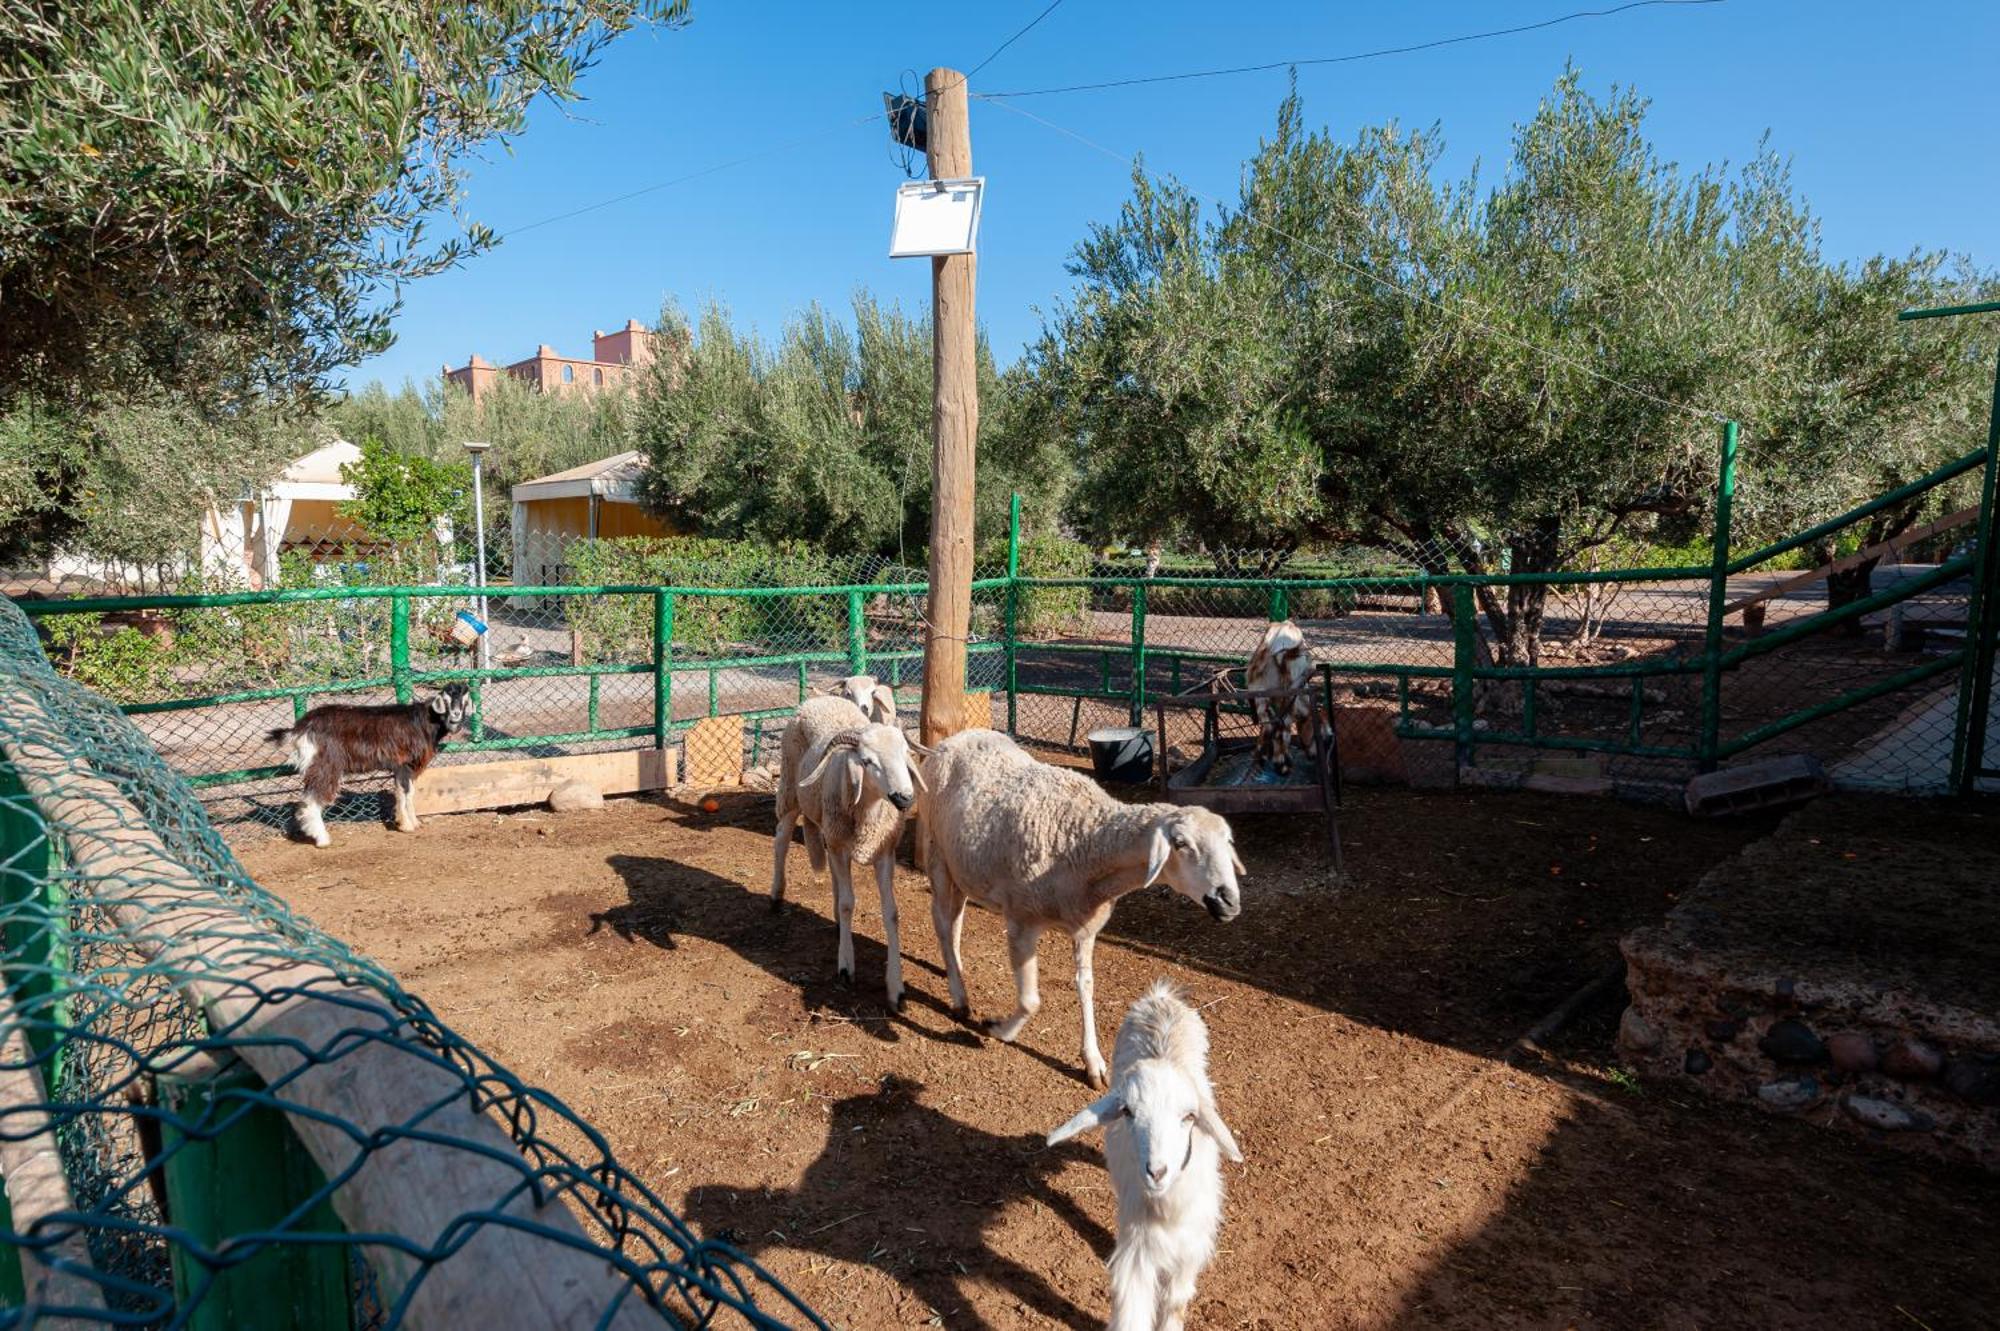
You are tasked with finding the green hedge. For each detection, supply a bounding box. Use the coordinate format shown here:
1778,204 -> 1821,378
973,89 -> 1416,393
564,537 -> 854,661
983,534 -> 1091,640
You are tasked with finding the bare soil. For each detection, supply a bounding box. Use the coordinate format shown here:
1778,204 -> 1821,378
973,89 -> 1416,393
237,786 -> 2000,1330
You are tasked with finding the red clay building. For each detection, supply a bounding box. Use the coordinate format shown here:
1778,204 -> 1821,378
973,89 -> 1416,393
444,319 -> 655,403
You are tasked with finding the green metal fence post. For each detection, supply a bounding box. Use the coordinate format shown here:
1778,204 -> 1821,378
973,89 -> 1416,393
158,1057 -> 350,1331
847,591 -> 867,676
1269,584 -> 1289,622
1129,583 -> 1149,727
390,594 -> 412,704
653,591 -> 674,750
1451,584 -> 1477,773
1950,358 -> 2000,794
1006,494 -> 1022,735
1698,420 -> 1740,772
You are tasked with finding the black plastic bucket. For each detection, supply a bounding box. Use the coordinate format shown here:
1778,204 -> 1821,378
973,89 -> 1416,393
1087,726 -> 1154,784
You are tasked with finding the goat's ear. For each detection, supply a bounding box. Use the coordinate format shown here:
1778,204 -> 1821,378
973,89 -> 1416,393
1196,1098 -> 1244,1164
1140,824 -> 1172,890
428,695 -> 449,715
1047,1093 -> 1121,1146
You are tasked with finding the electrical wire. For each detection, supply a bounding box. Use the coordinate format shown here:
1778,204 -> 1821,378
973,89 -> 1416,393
977,0 -> 1725,99
968,0 -> 1068,79
500,110 -> 883,240
982,96 -> 1729,422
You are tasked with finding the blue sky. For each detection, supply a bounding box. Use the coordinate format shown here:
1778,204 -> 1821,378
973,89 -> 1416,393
351,0 -> 2000,393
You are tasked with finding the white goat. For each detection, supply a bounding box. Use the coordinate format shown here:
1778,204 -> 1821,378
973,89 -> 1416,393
825,673 -> 897,723
917,730 -> 1242,1087
1243,619 -> 1319,777
771,695 -> 924,1007
1049,981 -> 1242,1331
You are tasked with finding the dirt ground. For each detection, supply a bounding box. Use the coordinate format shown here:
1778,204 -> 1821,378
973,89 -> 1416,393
236,784 -> 2000,1330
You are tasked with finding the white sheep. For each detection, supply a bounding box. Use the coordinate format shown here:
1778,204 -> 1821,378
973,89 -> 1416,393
1049,980 -> 1242,1331
826,673 -> 897,723
771,695 -> 924,1007
917,729 -> 1243,1087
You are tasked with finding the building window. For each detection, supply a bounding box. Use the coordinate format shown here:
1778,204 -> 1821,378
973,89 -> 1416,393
562,364 -> 574,384
594,368 -> 604,386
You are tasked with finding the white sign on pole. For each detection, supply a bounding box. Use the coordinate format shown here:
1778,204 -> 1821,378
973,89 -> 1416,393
890,177 -> 985,258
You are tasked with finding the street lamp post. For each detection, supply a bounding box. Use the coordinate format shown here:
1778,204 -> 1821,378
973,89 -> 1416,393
464,441 -> 492,670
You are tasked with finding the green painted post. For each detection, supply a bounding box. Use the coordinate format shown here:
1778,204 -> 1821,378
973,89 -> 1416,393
847,591 -> 867,676
1950,358 -> 2000,794
1698,420 -> 1740,772
653,592 -> 673,750
1268,584 -> 1289,622
158,1059 -> 349,1331
390,594 -> 412,704
1005,494 -> 1021,735
1129,583 -> 1149,726
1451,585 -> 1477,772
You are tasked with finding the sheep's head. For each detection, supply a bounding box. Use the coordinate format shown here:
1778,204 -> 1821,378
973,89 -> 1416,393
830,674 -> 898,724
803,724 -> 928,813
1047,1059 -> 1243,1193
1141,808 -> 1242,922
427,683 -> 472,733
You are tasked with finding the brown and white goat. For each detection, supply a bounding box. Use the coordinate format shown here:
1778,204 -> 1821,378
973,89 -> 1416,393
1244,619 -> 1321,777
268,683 -> 471,847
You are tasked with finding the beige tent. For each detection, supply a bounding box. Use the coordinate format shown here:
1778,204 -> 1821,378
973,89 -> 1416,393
508,451 -> 673,587
200,439 -> 370,588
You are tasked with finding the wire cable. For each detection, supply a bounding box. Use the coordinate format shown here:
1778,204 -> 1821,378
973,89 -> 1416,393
978,0 -> 1724,99
501,110 -> 882,240
968,0 -> 1068,79
982,96 -> 1728,422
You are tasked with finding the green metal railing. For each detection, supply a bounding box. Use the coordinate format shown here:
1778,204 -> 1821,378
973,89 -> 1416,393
12,419 -> 1998,796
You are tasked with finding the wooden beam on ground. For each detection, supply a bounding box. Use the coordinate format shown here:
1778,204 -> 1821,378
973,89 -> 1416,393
1725,506 -> 1977,616
0,1018 -> 105,1327
413,748 -> 673,816
1,686 -> 664,1330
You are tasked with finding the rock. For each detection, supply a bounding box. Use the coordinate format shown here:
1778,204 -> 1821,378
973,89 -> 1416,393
1843,1095 -> 1931,1132
1944,1055 -> 2000,1107
1704,1019 -> 1742,1044
548,780 -> 604,813
1683,1048 -> 1712,1076
1620,1007 -> 1660,1054
1756,1077 -> 1821,1111
1882,1039 -> 1944,1081
1826,1033 -> 1879,1075
1759,1019 -> 1827,1066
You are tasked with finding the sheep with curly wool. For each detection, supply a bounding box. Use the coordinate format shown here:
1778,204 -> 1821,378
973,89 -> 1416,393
1049,980 -> 1241,1331
771,695 -> 924,1006
917,729 -> 1242,1087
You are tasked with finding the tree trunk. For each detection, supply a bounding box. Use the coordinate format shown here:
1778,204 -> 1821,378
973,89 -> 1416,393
1484,519 -> 1561,667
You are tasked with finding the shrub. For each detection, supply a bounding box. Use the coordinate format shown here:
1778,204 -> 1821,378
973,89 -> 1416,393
983,533 -> 1091,640
564,536 -> 852,660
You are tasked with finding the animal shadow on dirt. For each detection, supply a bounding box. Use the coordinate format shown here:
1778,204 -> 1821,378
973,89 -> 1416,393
682,1075 -> 1109,1331
598,853 -> 979,1050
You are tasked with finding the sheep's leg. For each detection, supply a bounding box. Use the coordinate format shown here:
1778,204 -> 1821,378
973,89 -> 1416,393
392,765 -> 419,832
986,917 -> 1044,1043
829,855 -> 857,985
873,854 -> 904,1011
299,763 -> 338,849
769,808 -> 797,910
926,849 -> 971,1017
1073,915 -> 1111,1089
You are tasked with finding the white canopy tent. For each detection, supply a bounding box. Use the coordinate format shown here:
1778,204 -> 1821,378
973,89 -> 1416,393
200,438 -> 363,588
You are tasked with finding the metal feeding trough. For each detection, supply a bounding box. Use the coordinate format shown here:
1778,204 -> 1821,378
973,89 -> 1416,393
1088,726 -> 1155,784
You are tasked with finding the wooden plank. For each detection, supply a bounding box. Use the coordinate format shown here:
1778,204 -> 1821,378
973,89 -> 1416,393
412,748 -> 673,816
682,715 -> 745,788
0,1018 -> 105,1326
1725,506 -> 1977,615
1,688 -> 665,1331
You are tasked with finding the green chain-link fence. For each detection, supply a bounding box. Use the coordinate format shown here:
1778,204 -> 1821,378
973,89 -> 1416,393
12,423 -> 1999,818
0,595 -> 829,1328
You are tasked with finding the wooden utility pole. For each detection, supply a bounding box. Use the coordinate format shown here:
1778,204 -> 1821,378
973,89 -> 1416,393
920,66 -> 978,747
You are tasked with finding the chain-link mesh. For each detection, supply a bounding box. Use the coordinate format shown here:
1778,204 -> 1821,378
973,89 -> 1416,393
0,594 -> 827,1328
